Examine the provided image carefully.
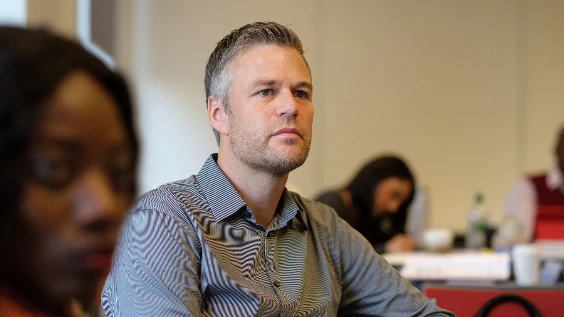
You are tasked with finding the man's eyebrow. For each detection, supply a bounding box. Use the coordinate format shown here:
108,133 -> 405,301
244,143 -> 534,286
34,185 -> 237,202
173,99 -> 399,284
249,80 -> 313,91
295,81 -> 313,91
250,80 -> 278,88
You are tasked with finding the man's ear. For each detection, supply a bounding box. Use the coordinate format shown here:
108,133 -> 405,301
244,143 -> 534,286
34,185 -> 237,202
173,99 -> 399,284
208,96 -> 229,135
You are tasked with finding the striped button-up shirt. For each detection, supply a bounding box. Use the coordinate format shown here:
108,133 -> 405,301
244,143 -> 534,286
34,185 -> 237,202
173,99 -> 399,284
102,154 -> 453,317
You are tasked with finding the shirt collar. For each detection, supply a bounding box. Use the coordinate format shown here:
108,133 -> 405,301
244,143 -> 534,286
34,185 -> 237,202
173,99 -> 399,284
269,188 -> 300,230
196,154 -> 246,222
289,196 -> 310,232
546,165 -> 563,191
195,154 -> 302,227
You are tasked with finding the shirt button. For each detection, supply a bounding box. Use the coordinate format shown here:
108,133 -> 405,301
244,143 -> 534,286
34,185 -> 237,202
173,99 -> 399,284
274,280 -> 280,287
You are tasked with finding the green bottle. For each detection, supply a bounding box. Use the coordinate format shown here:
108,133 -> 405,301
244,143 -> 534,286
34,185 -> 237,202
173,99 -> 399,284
466,193 -> 488,249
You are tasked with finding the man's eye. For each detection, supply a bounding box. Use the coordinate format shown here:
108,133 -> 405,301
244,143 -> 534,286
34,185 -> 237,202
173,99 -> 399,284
30,157 -> 76,189
258,89 -> 272,97
294,90 -> 310,99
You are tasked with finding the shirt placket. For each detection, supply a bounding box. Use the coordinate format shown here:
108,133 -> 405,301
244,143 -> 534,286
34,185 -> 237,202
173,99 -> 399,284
263,229 -> 282,316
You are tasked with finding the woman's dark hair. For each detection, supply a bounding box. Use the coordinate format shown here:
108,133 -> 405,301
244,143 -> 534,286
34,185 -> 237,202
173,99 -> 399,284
0,26 -> 139,277
346,155 -> 416,217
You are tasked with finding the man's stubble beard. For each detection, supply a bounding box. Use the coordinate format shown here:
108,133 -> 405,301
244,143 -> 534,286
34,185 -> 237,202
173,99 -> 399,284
228,116 -> 311,177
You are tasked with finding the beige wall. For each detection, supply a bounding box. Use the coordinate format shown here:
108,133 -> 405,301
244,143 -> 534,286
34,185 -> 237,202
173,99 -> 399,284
115,0 -> 564,232
26,0 -> 76,38
525,0 -> 564,172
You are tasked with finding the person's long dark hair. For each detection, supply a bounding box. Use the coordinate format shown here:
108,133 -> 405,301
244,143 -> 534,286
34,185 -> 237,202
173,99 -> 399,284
346,155 -> 416,219
0,26 -> 139,304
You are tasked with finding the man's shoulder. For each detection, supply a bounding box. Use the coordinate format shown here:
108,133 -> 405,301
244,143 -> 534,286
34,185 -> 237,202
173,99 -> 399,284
314,190 -> 339,201
131,175 -> 206,217
288,190 -> 329,211
287,191 -> 342,228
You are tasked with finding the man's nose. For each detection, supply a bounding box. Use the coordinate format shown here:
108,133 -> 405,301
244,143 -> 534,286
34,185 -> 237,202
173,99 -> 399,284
275,89 -> 299,117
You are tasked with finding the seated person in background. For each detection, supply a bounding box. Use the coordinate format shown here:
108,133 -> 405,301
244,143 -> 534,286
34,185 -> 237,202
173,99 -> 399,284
503,125 -> 564,241
103,22 -> 452,316
315,155 -> 423,253
0,27 -> 138,316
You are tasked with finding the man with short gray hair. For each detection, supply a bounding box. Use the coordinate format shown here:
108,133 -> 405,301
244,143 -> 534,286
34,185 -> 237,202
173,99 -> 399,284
103,21 -> 453,317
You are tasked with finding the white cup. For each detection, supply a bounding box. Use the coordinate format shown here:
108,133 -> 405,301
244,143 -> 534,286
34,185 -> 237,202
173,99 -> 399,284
512,244 -> 541,286
422,228 -> 454,253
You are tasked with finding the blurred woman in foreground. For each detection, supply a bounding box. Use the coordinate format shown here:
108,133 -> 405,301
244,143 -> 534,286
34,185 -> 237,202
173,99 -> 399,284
0,26 -> 138,316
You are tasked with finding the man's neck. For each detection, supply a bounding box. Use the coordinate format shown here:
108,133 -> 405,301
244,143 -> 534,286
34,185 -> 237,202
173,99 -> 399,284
216,150 -> 288,228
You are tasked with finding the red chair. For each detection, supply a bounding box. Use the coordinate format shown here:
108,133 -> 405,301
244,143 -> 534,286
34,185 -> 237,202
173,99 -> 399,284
424,284 -> 564,317
533,206 -> 564,240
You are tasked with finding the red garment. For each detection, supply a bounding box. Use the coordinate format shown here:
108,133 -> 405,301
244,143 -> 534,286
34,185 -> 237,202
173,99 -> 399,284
530,174 -> 564,240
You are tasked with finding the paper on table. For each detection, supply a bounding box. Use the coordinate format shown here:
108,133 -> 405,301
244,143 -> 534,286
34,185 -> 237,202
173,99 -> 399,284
381,252 -> 412,267
535,240 -> 564,260
394,252 -> 510,281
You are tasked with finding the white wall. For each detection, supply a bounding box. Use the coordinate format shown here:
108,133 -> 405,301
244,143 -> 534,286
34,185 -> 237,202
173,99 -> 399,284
0,0 -> 27,26
116,0 -> 564,232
